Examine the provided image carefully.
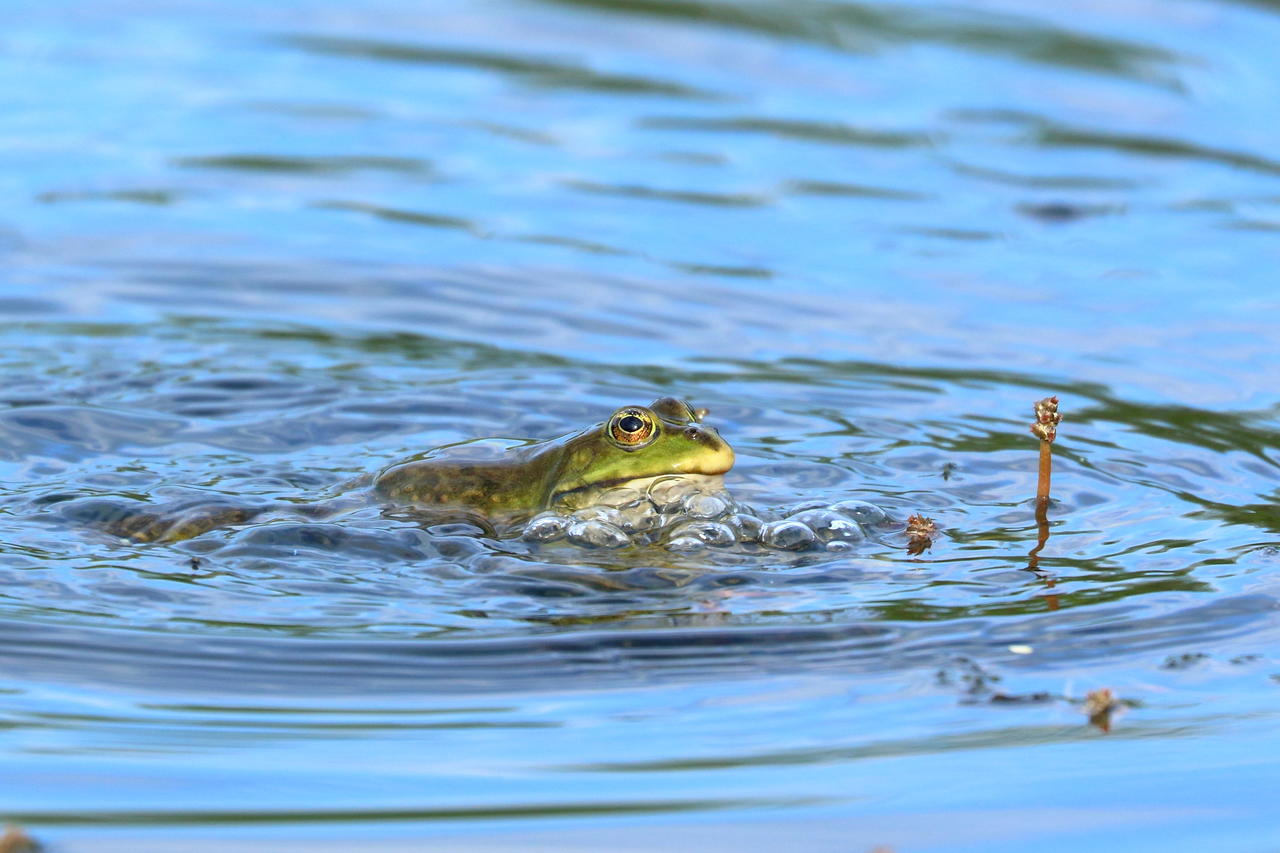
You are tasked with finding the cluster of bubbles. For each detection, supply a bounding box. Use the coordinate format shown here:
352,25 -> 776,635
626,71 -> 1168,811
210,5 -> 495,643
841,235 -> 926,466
521,476 -> 888,552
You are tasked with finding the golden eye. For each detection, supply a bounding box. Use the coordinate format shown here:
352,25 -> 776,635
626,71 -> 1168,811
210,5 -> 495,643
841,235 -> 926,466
609,408 -> 656,447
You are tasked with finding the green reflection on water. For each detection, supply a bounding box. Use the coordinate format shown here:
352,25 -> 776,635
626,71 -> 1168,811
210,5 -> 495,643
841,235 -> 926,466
541,0 -> 1182,84
4,797 -> 830,827
281,34 -> 723,99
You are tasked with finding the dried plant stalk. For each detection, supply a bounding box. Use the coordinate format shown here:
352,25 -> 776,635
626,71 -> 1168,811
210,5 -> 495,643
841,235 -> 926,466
1030,396 -> 1063,510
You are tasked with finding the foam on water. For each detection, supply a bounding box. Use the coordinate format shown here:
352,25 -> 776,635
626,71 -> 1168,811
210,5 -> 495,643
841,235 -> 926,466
524,474 -> 893,552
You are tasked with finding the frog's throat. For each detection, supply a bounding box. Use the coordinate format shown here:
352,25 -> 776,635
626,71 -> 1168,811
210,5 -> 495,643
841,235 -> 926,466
551,473 -> 726,508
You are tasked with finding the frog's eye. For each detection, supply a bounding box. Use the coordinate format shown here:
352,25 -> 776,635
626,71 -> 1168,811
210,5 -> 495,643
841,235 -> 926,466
609,408 -> 657,448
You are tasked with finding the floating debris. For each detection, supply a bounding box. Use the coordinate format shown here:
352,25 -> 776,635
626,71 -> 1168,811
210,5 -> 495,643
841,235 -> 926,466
1017,201 -> 1101,223
905,513 -> 937,555
1083,687 -> 1120,732
1161,652 -> 1209,670
0,825 -> 38,853
989,690 -> 1054,705
937,656 -> 1002,698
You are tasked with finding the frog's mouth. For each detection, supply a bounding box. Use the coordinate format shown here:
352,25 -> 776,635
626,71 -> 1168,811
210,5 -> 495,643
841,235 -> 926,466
668,438 -> 735,477
553,439 -> 734,501
658,422 -> 735,475
552,473 -> 729,508
618,472 -> 727,493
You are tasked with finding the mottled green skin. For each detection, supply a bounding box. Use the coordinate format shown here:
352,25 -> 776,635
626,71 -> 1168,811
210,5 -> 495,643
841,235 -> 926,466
374,397 -> 734,522
91,500 -> 263,544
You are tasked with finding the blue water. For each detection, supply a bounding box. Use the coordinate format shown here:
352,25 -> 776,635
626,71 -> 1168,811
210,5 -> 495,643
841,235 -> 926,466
3,1 -> 1280,850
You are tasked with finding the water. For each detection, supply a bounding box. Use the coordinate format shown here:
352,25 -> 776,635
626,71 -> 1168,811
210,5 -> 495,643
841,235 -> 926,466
4,0 -> 1280,849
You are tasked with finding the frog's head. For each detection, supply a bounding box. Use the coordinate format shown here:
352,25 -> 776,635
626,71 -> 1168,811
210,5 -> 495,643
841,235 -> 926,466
550,397 -> 734,501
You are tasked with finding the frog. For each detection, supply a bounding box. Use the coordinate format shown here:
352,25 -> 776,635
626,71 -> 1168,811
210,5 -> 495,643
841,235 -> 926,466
79,397 -> 733,542
375,396 -> 733,525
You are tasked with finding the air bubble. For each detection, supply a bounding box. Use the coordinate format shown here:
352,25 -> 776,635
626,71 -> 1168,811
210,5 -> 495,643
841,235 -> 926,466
829,499 -> 888,526
666,535 -> 706,553
666,520 -> 736,547
786,508 -> 865,543
615,501 -> 660,534
573,506 -> 625,527
760,519 -> 819,551
728,513 -> 763,542
566,519 -> 629,549
647,478 -> 693,511
522,512 -> 571,542
684,493 -> 730,519
595,487 -> 644,508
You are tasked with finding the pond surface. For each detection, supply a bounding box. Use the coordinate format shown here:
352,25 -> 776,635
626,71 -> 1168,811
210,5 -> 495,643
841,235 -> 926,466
4,0 -> 1280,849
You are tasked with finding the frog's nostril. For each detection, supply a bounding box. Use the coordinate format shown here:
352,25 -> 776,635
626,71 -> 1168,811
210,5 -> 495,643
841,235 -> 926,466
684,427 -> 700,440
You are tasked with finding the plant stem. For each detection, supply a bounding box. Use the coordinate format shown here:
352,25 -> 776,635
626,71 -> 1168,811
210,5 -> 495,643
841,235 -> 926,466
1037,439 -> 1052,513
1030,395 -> 1062,514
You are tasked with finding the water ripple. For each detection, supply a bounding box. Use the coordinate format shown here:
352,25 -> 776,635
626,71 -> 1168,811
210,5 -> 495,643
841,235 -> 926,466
540,0 -> 1184,84
282,34 -> 722,99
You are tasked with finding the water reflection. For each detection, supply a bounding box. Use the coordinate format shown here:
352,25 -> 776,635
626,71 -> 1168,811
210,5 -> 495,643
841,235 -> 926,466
539,0 -> 1183,85
282,34 -> 723,99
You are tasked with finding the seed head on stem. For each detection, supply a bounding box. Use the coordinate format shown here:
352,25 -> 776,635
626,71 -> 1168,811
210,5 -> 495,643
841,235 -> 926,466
1031,396 -> 1062,443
